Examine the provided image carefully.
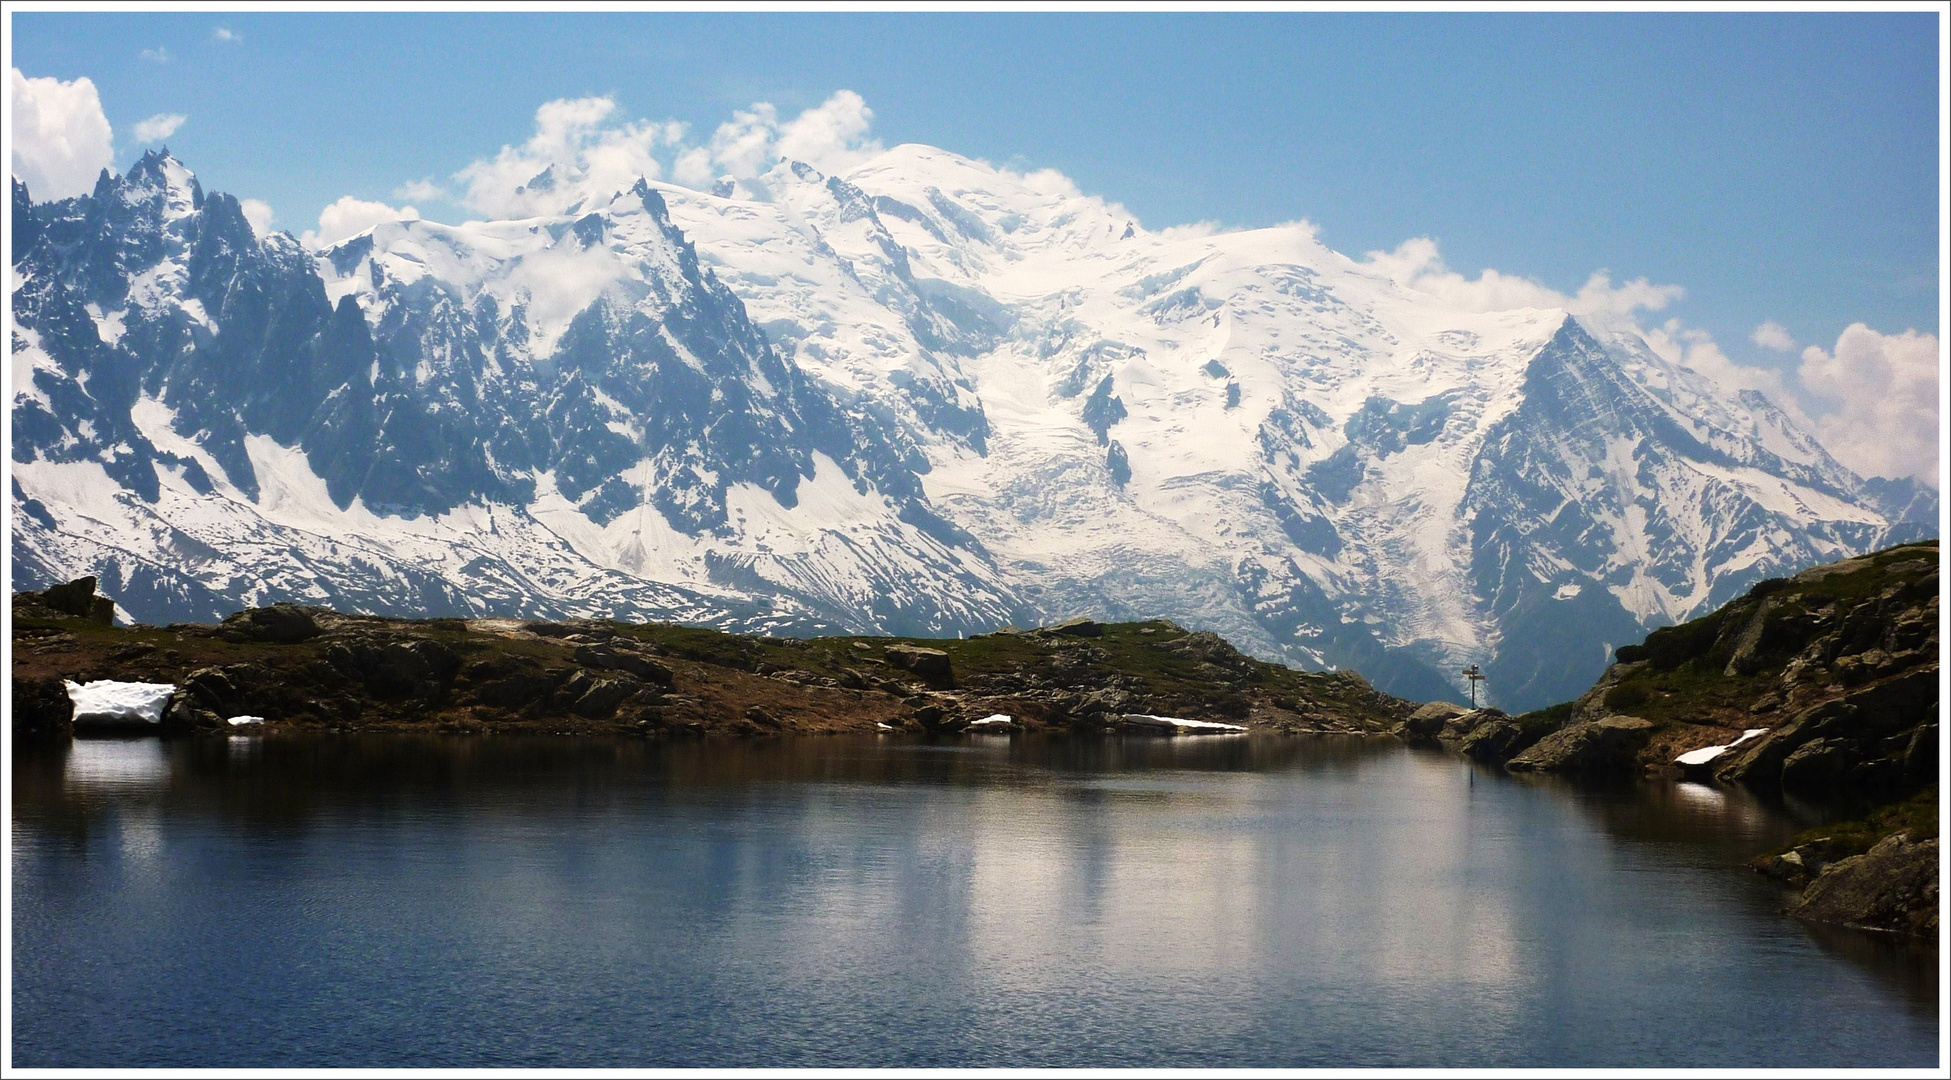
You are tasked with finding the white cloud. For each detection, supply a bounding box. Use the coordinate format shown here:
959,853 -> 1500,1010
776,90 -> 883,174
672,146 -> 715,189
444,89 -> 885,212
1798,325 -> 1941,486
706,103 -> 780,181
140,47 -> 170,64
9,68 -> 115,201
1361,237 -> 1682,328
693,90 -> 885,184
131,112 -> 186,143
394,178 -> 448,202
239,198 -> 274,237
1751,320 -> 1796,352
214,27 -> 241,42
453,94 -> 680,218
302,195 -> 418,249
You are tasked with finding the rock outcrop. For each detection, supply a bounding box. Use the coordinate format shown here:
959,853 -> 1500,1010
1788,831 -> 1939,939
1505,715 -> 1655,775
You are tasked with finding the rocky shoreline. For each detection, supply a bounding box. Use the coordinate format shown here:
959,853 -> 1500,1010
15,542 -> 1936,940
11,580 -> 1413,742
1389,540 -> 1940,940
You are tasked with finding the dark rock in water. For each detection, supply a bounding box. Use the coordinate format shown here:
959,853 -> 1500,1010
1458,719 -> 1528,764
10,675 -> 73,739
1790,831 -> 1939,938
885,644 -> 952,681
1505,715 -> 1654,775
38,577 -> 114,625
225,604 -> 323,644
162,693 -> 224,731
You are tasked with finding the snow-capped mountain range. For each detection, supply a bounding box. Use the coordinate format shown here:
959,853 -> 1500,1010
11,148 -> 1934,709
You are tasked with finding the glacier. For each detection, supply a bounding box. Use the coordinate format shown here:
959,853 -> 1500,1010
10,148 -> 1933,710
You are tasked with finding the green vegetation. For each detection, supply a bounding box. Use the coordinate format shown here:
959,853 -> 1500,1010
1512,700 -> 1573,740
1781,785 -> 1938,861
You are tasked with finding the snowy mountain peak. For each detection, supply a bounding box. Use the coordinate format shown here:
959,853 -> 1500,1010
12,146 -> 1933,710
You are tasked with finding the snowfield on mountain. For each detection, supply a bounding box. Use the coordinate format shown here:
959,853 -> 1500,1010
10,147 -> 1932,709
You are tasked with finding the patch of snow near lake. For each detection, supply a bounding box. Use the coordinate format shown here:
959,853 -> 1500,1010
65,680 -> 175,725
1675,728 -> 1771,766
1121,713 -> 1247,735
966,714 -> 1014,729
226,715 -> 266,726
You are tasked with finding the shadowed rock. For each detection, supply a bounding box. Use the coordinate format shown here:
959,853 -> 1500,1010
1505,715 -> 1654,775
1790,831 -> 1939,938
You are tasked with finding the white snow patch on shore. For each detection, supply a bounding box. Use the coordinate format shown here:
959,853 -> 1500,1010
1121,713 -> 1246,734
66,680 -> 175,725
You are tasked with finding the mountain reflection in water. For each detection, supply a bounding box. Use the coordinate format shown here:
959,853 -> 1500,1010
12,733 -> 1939,1068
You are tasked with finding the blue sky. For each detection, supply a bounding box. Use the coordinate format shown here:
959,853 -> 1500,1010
9,11 -> 1942,381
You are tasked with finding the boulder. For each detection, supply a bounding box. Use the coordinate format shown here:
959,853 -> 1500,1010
1046,617 -> 1103,638
911,703 -> 950,730
225,604 -> 323,644
884,645 -> 952,682
181,667 -> 238,711
1396,701 -> 1467,742
1505,715 -> 1655,775
1457,719 -> 1528,764
1789,831 -> 1938,938
1440,707 -> 1507,741
39,576 -> 116,625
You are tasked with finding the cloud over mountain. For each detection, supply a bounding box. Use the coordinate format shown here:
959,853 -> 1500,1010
1799,324 -> 1942,487
9,68 -> 115,200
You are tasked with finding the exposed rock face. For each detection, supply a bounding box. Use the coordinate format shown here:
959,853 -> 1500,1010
1457,719 -> 1528,763
1515,541 -> 1940,790
1715,669 -> 1937,798
1789,832 -> 1939,938
1505,715 -> 1655,775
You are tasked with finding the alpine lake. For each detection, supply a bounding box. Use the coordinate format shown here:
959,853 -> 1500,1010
11,730 -> 1940,1068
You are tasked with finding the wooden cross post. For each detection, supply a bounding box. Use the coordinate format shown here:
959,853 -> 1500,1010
1461,664 -> 1485,708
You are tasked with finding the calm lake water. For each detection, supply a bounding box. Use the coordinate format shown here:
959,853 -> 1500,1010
11,733 -> 1941,1068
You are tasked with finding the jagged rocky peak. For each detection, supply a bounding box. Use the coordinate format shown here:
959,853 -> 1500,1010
114,147 -> 204,219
